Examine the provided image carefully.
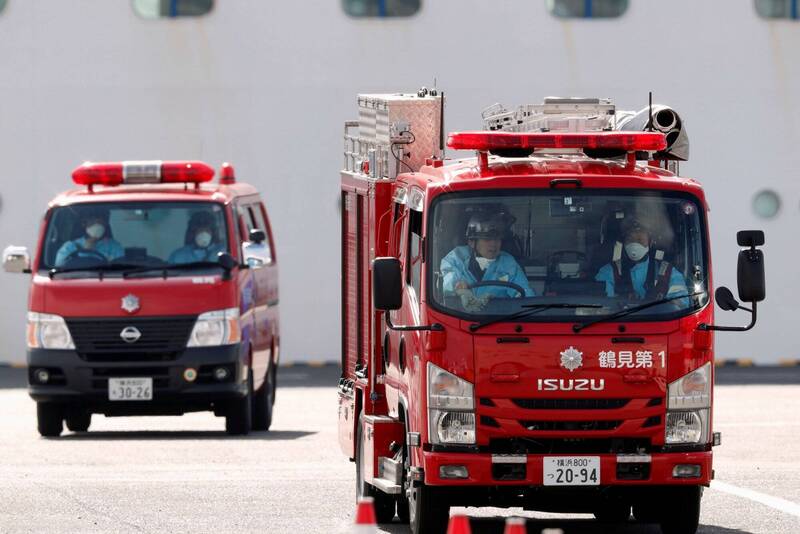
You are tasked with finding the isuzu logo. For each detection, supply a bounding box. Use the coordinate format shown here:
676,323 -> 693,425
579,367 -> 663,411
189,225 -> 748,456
120,326 -> 142,344
538,378 -> 605,391
559,346 -> 583,372
121,294 -> 140,314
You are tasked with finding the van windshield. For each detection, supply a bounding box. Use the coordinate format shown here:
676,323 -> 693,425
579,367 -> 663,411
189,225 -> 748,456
40,202 -> 229,276
428,190 -> 709,322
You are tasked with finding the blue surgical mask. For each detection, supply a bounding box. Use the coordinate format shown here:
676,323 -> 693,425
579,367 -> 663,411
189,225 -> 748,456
195,231 -> 212,248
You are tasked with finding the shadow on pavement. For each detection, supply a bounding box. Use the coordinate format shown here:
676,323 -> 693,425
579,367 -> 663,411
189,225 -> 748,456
379,518 -> 753,533
56,429 -> 315,441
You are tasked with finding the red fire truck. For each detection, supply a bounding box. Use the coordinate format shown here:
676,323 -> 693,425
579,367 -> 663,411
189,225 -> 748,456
338,91 -> 765,534
3,161 -> 279,437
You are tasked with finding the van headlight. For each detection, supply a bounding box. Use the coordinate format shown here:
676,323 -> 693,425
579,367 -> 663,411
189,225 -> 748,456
428,363 -> 475,445
187,308 -> 241,347
26,312 -> 75,350
666,362 -> 711,444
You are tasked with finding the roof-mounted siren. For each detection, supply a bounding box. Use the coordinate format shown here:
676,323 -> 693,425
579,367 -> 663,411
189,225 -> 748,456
219,162 -> 236,185
616,105 -> 689,166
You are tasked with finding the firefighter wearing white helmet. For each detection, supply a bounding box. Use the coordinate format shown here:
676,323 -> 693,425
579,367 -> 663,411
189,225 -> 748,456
441,210 -> 534,306
594,217 -> 689,302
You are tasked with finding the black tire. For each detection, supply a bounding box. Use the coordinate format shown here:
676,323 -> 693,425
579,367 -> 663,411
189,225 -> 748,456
402,438 -> 449,534
37,403 -> 63,437
633,501 -> 661,524
659,486 -> 702,534
65,410 -> 91,432
356,416 -> 396,523
225,371 -> 253,435
594,502 -> 631,523
252,365 -> 275,431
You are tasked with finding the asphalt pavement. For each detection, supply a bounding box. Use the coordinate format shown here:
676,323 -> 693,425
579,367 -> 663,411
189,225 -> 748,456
0,366 -> 798,533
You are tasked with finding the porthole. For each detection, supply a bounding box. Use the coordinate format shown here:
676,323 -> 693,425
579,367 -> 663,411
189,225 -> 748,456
752,190 -> 781,219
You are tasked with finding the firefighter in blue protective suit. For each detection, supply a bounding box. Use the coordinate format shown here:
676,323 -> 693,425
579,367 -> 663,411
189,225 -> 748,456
595,217 -> 689,302
55,209 -> 124,266
169,211 -> 226,264
441,211 -> 534,311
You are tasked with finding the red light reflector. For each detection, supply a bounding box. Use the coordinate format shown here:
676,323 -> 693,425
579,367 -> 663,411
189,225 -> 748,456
160,161 -> 215,183
71,162 -> 124,186
219,162 -> 236,184
447,131 -> 667,152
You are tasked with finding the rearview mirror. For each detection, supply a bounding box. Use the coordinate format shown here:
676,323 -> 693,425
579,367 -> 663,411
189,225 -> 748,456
373,257 -> 402,311
737,231 -> 765,303
714,286 -> 739,311
3,245 -> 31,274
249,229 -> 266,244
217,251 -> 237,271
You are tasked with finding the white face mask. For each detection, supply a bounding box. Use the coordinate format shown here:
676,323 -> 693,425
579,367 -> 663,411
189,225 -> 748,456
475,256 -> 496,270
195,231 -> 212,248
625,242 -> 649,262
86,224 -> 105,239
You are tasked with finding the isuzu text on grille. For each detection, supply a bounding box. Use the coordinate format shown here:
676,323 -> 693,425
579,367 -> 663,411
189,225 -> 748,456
537,378 -> 605,391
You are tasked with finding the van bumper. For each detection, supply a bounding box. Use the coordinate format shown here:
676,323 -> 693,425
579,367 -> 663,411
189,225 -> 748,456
27,345 -> 247,415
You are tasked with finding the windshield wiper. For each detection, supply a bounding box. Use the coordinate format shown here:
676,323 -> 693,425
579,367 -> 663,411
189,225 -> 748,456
469,303 -> 604,333
572,292 -> 705,333
121,261 -> 225,279
48,263 -> 151,279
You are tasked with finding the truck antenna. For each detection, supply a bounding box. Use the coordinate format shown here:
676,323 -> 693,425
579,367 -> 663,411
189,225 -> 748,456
439,90 -> 445,158
648,91 -> 654,132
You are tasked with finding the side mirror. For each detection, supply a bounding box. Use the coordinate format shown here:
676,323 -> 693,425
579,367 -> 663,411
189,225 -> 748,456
737,231 -> 765,303
714,286 -> 740,311
217,251 -> 237,271
3,245 -> 31,274
249,229 -> 266,244
373,257 -> 402,311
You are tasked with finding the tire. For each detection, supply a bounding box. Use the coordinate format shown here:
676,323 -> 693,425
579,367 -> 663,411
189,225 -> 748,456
593,503 -> 631,523
356,416 -> 396,523
225,371 -> 253,435
402,438 -> 449,534
633,501 -> 661,524
65,410 -> 91,432
37,403 -> 63,437
659,486 -> 702,534
252,365 -> 275,431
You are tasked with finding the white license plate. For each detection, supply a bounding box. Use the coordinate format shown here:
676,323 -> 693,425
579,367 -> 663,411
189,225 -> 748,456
543,456 -> 600,486
108,377 -> 153,401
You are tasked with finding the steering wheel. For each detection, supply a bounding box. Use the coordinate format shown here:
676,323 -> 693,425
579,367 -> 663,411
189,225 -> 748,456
65,248 -> 107,263
468,280 -> 526,297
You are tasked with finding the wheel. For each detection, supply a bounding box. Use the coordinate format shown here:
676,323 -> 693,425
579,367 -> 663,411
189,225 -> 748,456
633,501 -> 661,523
252,365 -> 275,431
37,403 -> 63,437
356,416 -> 396,523
593,502 -> 631,523
659,486 -> 702,534
225,371 -> 253,435
401,438 -> 449,534
65,410 -> 91,432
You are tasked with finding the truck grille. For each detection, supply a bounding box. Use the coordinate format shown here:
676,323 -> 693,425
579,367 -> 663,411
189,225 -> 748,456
67,316 -> 196,359
511,398 -> 630,410
520,420 -> 622,431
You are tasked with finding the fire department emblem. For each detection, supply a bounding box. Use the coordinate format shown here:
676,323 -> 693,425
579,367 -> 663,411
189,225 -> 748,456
121,294 -> 140,314
560,346 -> 583,372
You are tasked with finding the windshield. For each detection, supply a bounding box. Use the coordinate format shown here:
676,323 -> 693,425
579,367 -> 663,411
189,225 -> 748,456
428,190 -> 709,322
40,201 -> 229,276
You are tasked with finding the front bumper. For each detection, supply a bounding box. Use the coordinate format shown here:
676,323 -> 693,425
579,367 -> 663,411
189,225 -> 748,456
27,345 -> 247,415
423,450 -> 712,487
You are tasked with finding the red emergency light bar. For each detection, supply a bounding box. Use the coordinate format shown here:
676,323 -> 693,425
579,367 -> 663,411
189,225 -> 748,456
446,131 -> 667,152
72,160 -> 215,187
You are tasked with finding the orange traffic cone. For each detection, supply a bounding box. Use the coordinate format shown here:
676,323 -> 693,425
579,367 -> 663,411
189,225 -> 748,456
353,497 -> 377,532
503,516 -> 526,534
446,513 -> 472,534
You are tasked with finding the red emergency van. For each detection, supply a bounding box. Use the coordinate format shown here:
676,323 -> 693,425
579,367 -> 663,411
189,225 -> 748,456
338,93 -> 766,534
3,161 -> 279,437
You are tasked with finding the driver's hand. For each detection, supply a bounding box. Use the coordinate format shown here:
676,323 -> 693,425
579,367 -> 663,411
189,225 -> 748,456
456,288 -> 489,312
454,281 -> 469,290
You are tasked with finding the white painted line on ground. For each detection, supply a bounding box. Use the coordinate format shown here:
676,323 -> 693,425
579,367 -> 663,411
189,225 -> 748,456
715,421 -> 800,428
711,480 -> 800,518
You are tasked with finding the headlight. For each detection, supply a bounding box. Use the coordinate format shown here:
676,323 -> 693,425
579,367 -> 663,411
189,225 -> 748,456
428,363 -> 474,410
428,363 -> 475,445
668,362 -> 711,409
26,312 -> 74,350
187,308 -> 241,347
665,409 -> 709,444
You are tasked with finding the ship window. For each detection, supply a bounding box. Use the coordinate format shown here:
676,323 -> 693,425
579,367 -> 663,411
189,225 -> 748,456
547,0 -> 628,18
132,0 -> 213,19
0,1 -> 7,14
752,190 -> 781,219
343,0 -> 421,18
755,0 -> 800,19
